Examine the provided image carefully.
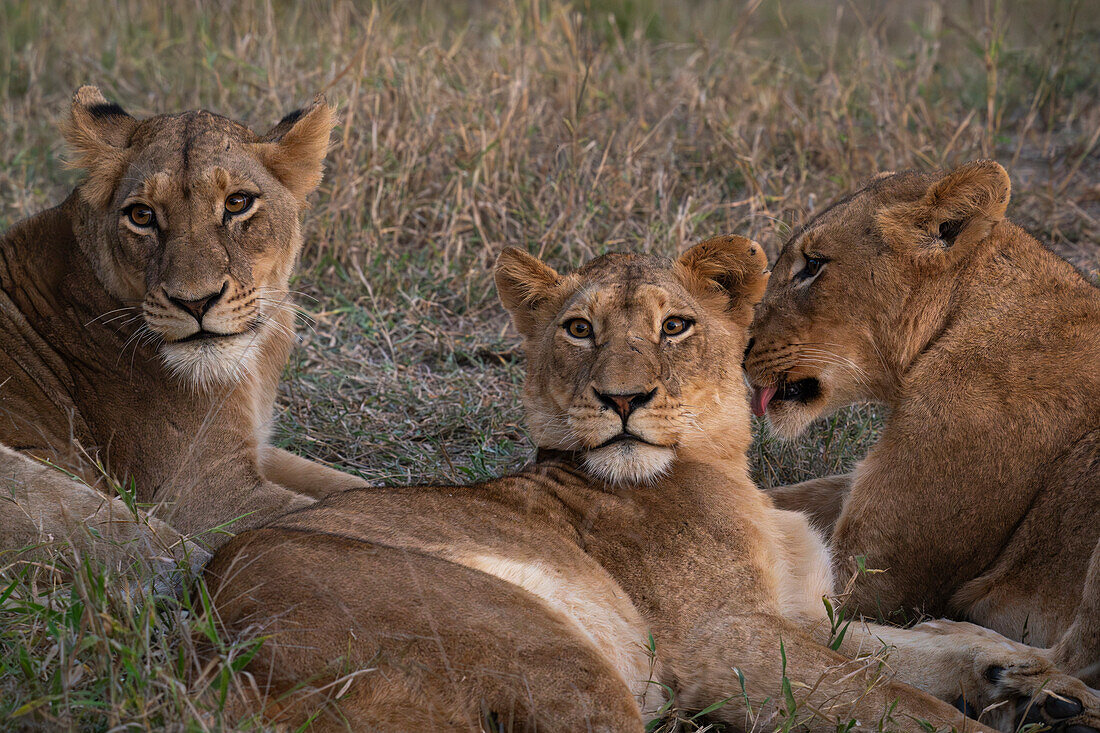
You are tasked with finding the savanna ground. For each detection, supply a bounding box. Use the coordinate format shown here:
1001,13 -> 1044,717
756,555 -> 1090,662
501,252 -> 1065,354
0,0 -> 1098,729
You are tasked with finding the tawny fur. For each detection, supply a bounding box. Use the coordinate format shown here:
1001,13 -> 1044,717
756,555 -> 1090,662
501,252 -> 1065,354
0,87 -> 365,570
746,160 -> 1100,685
205,236 -> 1099,732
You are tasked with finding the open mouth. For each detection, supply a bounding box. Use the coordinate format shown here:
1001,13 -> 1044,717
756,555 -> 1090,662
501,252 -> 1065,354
751,377 -> 820,417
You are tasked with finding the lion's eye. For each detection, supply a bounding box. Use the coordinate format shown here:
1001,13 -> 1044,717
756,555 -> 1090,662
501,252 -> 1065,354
125,204 -> 156,229
662,316 -> 692,337
224,192 -> 254,215
797,255 -> 827,281
564,318 -> 593,339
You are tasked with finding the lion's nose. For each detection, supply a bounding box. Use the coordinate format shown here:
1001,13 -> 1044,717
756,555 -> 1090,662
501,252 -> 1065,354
166,281 -> 228,324
594,388 -> 656,423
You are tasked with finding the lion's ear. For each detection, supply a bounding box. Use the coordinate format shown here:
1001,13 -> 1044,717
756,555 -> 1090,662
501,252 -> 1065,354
677,234 -> 769,326
878,160 -> 1010,257
61,86 -> 137,208
252,95 -> 335,204
495,247 -> 563,339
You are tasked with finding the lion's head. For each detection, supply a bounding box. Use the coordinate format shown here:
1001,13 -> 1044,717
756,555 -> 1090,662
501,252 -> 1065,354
495,235 -> 768,484
61,86 -> 335,388
744,160 -> 1012,437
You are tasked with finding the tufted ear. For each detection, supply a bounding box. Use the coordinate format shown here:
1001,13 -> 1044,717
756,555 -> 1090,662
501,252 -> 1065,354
60,86 -> 138,209
495,247 -> 564,340
677,234 -> 769,326
877,160 -> 1010,259
252,95 -> 335,204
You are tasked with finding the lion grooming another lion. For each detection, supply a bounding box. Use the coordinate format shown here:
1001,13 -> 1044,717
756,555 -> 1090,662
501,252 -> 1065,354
0,87 -> 365,569
205,236 -> 1099,732
746,160 -> 1100,686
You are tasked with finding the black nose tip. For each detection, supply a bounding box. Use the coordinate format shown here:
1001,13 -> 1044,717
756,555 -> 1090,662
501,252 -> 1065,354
166,282 -> 228,324
594,388 -> 656,423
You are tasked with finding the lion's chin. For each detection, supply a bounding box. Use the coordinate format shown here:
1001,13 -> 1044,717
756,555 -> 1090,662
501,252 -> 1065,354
159,334 -> 260,390
582,441 -> 674,486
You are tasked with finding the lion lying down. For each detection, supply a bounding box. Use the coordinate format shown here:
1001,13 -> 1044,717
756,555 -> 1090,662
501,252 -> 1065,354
205,236 -> 1099,732
0,87 -> 365,572
745,161 -> 1100,686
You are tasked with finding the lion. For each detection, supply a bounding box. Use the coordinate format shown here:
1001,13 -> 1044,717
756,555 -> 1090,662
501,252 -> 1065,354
204,236 -> 1100,732
0,87 -> 366,571
744,160 -> 1100,686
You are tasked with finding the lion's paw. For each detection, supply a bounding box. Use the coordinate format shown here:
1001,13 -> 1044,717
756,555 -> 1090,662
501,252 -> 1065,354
908,620 -> 1100,732
1000,669 -> 1100,733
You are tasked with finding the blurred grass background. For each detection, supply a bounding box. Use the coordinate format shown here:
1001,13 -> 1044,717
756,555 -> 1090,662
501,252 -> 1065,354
0,0 -> 1097,728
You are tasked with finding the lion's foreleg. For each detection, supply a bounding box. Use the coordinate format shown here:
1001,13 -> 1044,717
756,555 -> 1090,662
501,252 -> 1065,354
672,613 -> 988,732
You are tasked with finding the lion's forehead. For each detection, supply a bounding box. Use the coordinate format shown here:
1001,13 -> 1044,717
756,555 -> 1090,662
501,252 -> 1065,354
776,171 -> 935,266
570,281 -> 675,322
120,114 -> 265,199
130,110 -> 255,150
132,166 -> 260,207
567,259 -> 692,324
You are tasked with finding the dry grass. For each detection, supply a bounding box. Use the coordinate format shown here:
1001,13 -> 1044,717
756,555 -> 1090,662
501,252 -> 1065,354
1,0 -> 1098,729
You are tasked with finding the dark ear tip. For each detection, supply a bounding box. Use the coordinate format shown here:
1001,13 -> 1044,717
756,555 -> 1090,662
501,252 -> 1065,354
276,108 -> 306,127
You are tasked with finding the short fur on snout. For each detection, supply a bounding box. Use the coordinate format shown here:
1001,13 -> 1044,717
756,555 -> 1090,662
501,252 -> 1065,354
495,234 -> 768,484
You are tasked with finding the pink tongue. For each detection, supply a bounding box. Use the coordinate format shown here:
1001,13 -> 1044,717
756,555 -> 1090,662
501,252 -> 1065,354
751,385 -> 777,417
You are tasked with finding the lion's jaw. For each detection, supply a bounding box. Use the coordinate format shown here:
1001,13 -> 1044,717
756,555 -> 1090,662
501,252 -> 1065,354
139,276 -> 273,388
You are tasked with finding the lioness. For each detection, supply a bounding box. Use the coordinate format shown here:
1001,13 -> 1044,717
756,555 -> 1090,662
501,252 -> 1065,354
744,160 -> 1100,685
205,236 -> 1099,731
0,87 -> 365,568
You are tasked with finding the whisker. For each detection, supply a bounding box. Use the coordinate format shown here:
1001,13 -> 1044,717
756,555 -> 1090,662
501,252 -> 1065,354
85,306 -> 138,327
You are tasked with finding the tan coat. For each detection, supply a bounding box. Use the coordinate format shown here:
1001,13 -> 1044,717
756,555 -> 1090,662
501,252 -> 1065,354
206,237 -> 1099,731
746,160 -> 1100,684
0,88 -> 363,571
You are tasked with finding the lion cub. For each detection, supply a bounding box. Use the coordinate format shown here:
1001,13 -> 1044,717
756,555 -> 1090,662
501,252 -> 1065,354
206,236 -> 1098,731
0,87 -> 365,570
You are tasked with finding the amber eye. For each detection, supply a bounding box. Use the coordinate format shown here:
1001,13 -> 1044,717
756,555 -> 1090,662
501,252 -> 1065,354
125,204 -> 156,229
224,192 -> 254,215
564,318 -> 593,339
662,316 -> 692,336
